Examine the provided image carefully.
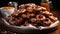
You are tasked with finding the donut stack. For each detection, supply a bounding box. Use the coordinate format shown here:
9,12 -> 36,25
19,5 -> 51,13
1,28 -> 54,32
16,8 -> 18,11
6,3 -> 58,27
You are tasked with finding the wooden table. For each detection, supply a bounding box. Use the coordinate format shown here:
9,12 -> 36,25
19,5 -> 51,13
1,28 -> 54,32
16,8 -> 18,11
0,9 -> 60,34
50,24 -> 60,34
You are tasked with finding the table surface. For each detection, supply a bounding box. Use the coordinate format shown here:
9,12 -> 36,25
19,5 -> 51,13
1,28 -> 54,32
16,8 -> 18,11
0,9 -> 60,34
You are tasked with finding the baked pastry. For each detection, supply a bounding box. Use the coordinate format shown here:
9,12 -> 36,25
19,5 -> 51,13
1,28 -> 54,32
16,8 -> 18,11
6,3 -> 58,27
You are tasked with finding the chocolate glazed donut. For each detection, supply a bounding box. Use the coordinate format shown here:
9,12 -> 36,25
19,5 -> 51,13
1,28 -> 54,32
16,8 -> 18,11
6,3 -> 58,27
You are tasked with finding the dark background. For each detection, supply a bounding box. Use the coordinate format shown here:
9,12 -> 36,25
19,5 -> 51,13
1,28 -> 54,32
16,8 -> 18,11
0,0 -> 60,10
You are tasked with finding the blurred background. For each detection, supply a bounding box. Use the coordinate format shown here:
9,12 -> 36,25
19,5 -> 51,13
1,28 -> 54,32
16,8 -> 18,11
0,0 -> 60,10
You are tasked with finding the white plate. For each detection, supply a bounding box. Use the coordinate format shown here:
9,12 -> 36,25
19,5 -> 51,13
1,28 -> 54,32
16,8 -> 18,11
2,18 -> 59,30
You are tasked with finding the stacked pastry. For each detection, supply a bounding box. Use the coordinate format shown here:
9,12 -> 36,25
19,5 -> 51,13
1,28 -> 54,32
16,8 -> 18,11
6,3 -> 58,27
